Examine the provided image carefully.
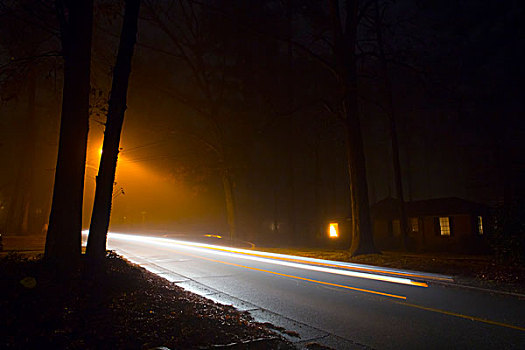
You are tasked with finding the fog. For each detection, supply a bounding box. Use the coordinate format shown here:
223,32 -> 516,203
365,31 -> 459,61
1,0 -> 523,248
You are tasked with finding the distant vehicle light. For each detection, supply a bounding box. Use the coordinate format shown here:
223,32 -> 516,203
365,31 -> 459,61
204,234 -> 222,239
329,223 -> 339,238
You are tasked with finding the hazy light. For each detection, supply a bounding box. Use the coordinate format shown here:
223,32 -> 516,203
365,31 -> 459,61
82,134 -> 203,229
204,234 -> 222,239
329,222 -> 339,238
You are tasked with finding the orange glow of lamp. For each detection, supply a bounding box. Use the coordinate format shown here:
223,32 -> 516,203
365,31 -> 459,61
329,222 -> 339,238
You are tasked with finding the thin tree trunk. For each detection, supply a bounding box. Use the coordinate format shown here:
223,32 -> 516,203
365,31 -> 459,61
286,0 -> 297,243
44,0 -> 93,268
6,72 -> 37,234
344,72 -> 376,255
374,0 -> 409,249
86,0 -> 140,260
21,72 -> 37,234
221,168 -> 236,240
314,128 -> 322,239
273,187 -> 279,236
330,0 -> 377,255
287,147 -> 296,243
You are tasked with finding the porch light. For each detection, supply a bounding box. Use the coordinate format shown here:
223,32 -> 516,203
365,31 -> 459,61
329,222 -> 339,238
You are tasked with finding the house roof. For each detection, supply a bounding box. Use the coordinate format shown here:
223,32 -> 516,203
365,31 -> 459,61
371,197 -> 487,219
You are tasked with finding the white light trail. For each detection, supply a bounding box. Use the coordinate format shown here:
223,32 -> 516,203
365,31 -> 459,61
104,232 -> 429,287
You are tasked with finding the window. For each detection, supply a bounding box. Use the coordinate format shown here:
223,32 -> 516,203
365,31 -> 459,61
410,217 -> 419,232
477,216 -> 483,235
392,220 -> 401,237
439,217 -> 451,236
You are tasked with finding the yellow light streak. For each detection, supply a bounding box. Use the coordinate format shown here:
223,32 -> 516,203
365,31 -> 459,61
164,250 -> 407,300
106,233 -> 428,287
183,241 -> 429,287
113,239 -> 522,331
103,232 -> 431,284
192,245 -> 431,284
235,253 -> 435,282
158,238 -> 439,282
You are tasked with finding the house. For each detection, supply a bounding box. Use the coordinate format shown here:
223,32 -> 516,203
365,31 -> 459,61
370,197 -> 489,252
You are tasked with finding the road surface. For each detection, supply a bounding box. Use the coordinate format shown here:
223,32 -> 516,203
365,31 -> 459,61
102,232 -> 525,349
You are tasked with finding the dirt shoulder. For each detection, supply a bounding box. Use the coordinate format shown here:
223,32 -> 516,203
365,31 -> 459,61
0,252 -> 294,349
254,247 -> 525,295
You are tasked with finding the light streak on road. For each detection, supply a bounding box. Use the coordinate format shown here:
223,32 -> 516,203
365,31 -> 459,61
104,232 -> 429,287
178,250 -> 407,300
189,245 -> 435,284
96,232 -> 525,337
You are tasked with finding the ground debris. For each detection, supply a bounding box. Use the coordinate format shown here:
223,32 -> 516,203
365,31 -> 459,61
0,253 -> 294,349
304,342 -> 335,350
261,322 -> 300,338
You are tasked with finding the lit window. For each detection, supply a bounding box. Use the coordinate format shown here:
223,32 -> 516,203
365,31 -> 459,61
410,218 -> 419,232
477,216 -> 483,235
439,217 -> 450,236
328,222 -> 339,238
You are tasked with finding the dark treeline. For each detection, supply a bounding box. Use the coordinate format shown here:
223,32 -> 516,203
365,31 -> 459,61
0,0 -> 523,255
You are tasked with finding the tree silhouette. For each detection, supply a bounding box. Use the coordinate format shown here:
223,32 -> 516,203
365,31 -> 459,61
86,0 -> 140,260
45,0 -> 94,268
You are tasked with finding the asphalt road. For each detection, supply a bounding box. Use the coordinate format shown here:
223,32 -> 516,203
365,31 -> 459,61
104,233 -> 525,349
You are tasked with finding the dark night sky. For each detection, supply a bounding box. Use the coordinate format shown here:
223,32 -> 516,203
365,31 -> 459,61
0,0 -> 523,243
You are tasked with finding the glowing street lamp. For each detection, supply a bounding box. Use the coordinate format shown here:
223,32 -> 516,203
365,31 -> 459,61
328,222 -> 339,238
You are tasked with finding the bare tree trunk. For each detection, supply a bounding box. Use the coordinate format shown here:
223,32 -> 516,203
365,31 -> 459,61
285,0 -> 297,243
330,0 -> 377,255
374,0 -> 409,249
314,128 -> 322,239
86,0 -> 140,260
221,168 -> 236,240
343,73 -> 376,255
6,72 -> 37,235
44,0 -> 93,268
7,155 -> 24,234
287,148 -> 296,243
21,72 -> 37,234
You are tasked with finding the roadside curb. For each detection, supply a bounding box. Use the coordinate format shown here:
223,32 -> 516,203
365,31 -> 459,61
114,248 -> 369,350
426,279 -> 525,299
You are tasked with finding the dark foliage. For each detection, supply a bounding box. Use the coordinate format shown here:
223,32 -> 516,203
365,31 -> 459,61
489,200 -> 525,265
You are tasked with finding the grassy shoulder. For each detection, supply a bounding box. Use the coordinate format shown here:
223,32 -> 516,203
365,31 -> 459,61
0,252 -> 294,349
253,247 -> 525,295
